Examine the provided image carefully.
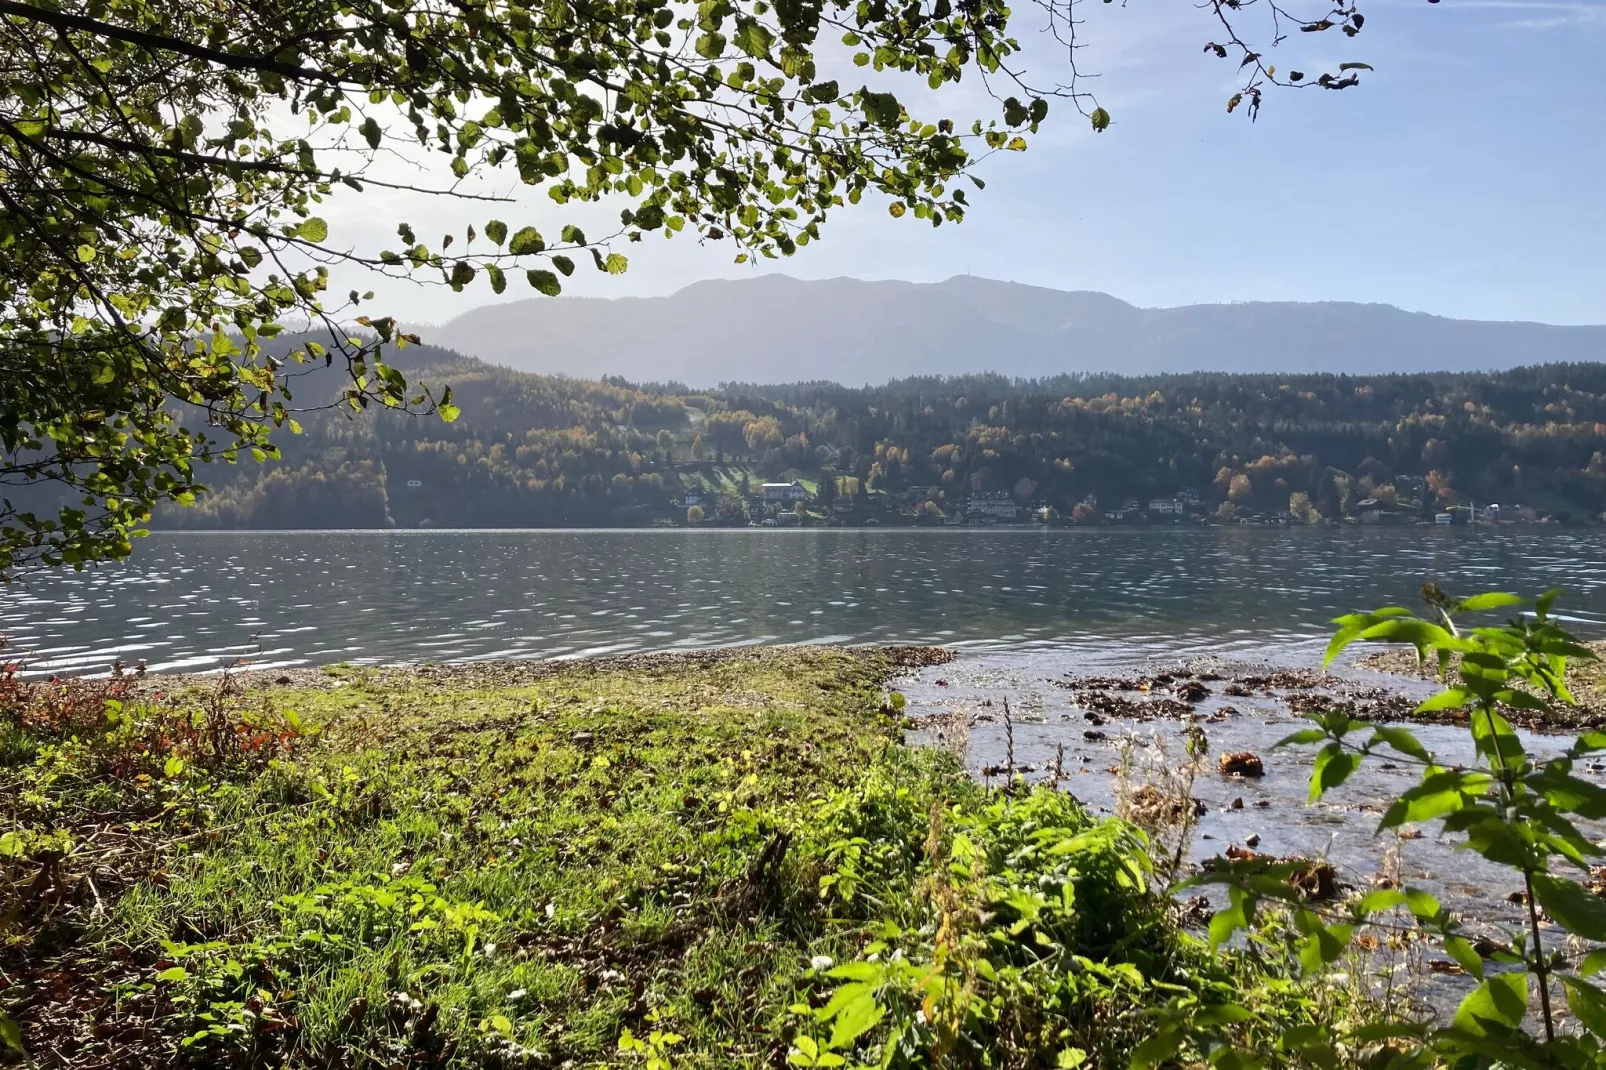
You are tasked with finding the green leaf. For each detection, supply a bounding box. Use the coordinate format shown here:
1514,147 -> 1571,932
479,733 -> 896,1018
551,255 -> 575,276
1470,709 -> 1524,764
509,226 -> 545,255
1456,592 -> 1524,613
1564,976 -> 1606,1038
1573,732 -> 1606,756
1404,888 -> 1441,918
734,19 -> 775,57
1377,773 -> 1473,830
156,966 -> 189,983
1309,745 -> 1358,802
1358,888 -> 1405,915
1528,768 -> 1606,818
1413,688 -> 1468,713
1128,1028 -> 1182,1069
359,116 -> 382,148
1275,728 -> 1327,747
1368,725 -> 1431,761
1208,888 -> 1251,950
1298,921 -> 1352,976
1359,618 -> 1453,651
1442,934 -> 1485,979
76,243 -> 97,262
297,217 -> 329,243
1452,972 -> 1526,1036
526,269 -> 562,296
164,755 -> 184,778
437,386 -> 460,423
825,987 -> 883,1048
1090,107 -> 1111,133
485,220 -> 508,246
1451,808 -> 1534,868
1531,873 -> 1606,940
0,1013 -> 19,1055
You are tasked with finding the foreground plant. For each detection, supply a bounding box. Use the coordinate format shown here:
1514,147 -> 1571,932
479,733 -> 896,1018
1145,587 -> 1606,1068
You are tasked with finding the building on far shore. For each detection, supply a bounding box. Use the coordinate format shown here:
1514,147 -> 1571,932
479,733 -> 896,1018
762,480 -> 811,503
965,491 -> 1020,522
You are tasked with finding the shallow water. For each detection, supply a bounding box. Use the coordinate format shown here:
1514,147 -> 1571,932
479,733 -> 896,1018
899,645 -> 1605,1015
3,527 -> 1604,678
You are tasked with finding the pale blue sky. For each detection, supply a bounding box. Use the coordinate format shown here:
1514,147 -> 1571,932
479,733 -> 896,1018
331,0 -> 1606,326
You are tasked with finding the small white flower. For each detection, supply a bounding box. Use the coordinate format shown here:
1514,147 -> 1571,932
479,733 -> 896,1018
600,969 -> 623,983
545,902 -> 556,919
507,989 -> 528,1003
809,955 -> 833,971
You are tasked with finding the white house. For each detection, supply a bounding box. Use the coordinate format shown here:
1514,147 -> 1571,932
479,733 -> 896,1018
1148,498 -> 1183,515
762,480 -> 811,503
965,492 -> 1020,521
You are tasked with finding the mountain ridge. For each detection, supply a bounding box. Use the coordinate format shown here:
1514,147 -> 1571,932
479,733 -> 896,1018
422,274 -> 1606,386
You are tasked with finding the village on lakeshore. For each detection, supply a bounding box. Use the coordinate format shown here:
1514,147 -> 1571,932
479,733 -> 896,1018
658,470 -> 1579,528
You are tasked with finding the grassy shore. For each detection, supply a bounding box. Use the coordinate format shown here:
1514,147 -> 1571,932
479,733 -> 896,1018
1,647 -> 1335,1068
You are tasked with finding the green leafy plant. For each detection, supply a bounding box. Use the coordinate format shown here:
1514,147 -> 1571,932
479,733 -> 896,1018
1148,587 -> 1606,1067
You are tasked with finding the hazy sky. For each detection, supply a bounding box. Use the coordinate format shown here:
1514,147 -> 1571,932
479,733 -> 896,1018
323,0 -> 1606,327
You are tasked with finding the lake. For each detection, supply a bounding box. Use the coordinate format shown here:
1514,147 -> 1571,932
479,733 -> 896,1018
3,526 -> 1605,678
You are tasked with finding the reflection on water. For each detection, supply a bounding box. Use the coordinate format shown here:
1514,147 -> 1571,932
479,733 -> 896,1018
2,527 -> 1605,677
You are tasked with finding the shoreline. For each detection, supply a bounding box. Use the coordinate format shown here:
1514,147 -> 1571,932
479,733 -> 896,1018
107,643 -> 957,697
53,638 -> 1606,732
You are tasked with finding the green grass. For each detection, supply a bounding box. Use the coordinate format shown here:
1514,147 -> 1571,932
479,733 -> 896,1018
1,650 -> 1318,1068
674,464 -> 762,498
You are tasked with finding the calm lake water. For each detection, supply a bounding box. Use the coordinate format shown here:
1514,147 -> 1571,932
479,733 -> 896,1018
3,527 -> 1605,678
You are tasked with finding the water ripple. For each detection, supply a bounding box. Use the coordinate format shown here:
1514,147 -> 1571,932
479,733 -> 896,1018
1,527 -> 1603,677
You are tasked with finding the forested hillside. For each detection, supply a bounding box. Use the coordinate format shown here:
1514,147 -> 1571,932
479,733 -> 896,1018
152,349 -> 1606,528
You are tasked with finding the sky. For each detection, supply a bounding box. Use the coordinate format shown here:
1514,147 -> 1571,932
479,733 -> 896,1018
320,0 -> 1606,327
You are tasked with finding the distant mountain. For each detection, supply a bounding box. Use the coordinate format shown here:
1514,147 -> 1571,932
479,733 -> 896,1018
422,275 -> 1606,386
